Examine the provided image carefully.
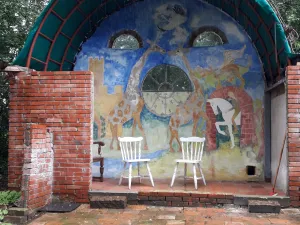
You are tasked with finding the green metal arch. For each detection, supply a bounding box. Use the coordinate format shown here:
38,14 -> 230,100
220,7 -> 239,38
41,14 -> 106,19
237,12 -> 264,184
13,0 -> 294,87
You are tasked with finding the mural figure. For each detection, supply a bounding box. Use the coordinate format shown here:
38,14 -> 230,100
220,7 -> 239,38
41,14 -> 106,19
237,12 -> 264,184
153,3 -> 187,32
228,92 -> 240,132
207,97 -> 241,149
108,40 -> 166,150
168,47 -> 210,152
195,45 -> 251,89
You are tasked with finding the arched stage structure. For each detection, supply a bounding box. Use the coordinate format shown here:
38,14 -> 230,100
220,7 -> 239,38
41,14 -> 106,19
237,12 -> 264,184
6,0 -> 300,209
14,0 -> 294,87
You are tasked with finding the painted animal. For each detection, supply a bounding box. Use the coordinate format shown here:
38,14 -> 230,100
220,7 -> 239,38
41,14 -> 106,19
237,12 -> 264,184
196,45 -> 251,89
108,40 -> 166,150
94,116 -> 102,139
168,47 -> 211,152
206,98 -> 241,149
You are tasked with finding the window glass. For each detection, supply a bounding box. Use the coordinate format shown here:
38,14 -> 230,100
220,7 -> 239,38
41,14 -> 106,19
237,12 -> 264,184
112,34 -> 140,50
142,64 -> 193,92
193,31 -> 223,47
142,64 -> 193,117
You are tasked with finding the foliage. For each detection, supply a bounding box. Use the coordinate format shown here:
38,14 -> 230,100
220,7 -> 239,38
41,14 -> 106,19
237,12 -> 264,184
0,191 -> 21,206
0,0 -> 49,189
271,0 -> 300,52
0,208 -> 9,222
0,0 -> 49,63
0,73 -> 9,182
0,191 -> 21,224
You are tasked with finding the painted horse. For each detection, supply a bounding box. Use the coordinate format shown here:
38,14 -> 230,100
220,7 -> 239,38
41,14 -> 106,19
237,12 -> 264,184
207,98 -> 241,149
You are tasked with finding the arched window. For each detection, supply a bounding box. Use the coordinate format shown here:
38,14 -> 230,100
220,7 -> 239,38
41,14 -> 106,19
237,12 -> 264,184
142,64 -> 193,117
190,27 -> 228,47
109,30 -> 143,50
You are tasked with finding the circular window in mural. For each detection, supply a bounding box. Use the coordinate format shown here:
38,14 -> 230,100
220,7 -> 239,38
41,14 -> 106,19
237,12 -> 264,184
110,30 -> 142,50
190,27 -> 227,47
142,64 -> 193,117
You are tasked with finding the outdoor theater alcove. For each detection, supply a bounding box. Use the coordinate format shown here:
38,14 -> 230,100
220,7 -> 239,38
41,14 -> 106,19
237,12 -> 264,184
8,0 -> 300,208
82,0 -> 265,182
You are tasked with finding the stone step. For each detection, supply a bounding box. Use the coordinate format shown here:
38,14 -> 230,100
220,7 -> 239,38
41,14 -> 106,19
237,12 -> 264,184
248,200 -> 281,214
234,195 -> 290,208
4,215 -> 28,224
90,195 -> 127,209
7,207 -> 30,217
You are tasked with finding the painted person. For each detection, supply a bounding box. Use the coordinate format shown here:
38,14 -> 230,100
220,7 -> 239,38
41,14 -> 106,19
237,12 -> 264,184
228,92 -> 239,132
153,3 -> 187,32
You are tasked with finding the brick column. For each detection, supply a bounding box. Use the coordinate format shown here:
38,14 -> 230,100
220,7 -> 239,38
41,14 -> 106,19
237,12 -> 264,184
287,65 -> 300,207
8,71 -> 93,205
21,124 -> 53,209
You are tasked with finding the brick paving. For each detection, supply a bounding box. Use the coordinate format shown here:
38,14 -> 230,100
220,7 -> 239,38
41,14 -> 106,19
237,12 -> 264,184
28,204 -> 300,225
91,179 -> 286,196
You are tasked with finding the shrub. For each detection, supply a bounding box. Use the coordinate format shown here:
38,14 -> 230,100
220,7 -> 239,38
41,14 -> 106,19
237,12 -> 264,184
0,208 -> 8,221
0,191 -> 21,207
0,191 -> 20,225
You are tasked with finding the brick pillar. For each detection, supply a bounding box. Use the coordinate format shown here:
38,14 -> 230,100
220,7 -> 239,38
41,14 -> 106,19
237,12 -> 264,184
8,71 -> 93,205
287,65 -> 300,207
21,124 -> 53,209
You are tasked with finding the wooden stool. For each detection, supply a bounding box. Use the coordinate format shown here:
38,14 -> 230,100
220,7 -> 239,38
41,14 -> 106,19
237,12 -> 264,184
93,141 -> 105,182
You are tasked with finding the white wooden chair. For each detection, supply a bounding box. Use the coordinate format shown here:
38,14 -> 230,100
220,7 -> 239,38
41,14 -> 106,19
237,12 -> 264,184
170,137 -> 206,189
118,137 -> 155,189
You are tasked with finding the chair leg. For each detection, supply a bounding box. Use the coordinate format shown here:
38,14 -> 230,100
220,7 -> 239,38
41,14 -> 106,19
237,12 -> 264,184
184,163 -> 187,186
119,162 -> 127,186
138,162 -> 141,183
146,162 -> 154,187
198,163 -> 206,186
170,162 -> 179,187
129,163 -> 132,190
193,163 -> 197,190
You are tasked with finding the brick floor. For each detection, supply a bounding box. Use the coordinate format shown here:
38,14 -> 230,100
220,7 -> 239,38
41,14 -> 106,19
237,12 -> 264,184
28,204 -> 300,225
91,179 -> 286,196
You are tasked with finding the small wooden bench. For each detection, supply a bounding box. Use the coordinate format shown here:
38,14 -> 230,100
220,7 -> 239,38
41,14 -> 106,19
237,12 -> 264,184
93,141 -> 105,182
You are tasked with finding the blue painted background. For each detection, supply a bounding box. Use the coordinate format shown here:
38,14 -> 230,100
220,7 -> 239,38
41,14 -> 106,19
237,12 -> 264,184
75,0 -> 265,180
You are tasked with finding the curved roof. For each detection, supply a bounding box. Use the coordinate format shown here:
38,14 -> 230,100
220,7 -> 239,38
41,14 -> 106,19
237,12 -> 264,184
14,0 -> 294,87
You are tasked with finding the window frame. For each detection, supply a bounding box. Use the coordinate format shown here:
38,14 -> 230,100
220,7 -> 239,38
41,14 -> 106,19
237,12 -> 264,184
141,64 -> 194,93
189,26 -> 228,47
108,30 -> 143,49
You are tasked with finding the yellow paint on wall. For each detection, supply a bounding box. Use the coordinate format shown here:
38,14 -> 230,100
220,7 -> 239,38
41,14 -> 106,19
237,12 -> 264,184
89,58 -> 123,138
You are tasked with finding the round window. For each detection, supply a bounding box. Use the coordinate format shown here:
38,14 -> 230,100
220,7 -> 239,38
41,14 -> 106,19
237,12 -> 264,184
110,30 -> 142,50
193,31 -> 223,47
142,64 -> 193,117
190,27 -> 228,47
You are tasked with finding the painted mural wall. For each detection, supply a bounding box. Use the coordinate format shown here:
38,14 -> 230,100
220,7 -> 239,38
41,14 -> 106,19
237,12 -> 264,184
74,0 -> 265,181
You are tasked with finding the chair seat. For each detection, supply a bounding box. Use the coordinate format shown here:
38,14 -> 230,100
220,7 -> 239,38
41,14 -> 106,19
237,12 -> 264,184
124,159 -> 151,163
175,159 -> 201,164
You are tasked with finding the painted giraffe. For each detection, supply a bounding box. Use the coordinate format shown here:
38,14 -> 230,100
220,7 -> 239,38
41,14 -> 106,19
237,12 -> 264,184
168,47 -> 211,152
108,40 -> 166,150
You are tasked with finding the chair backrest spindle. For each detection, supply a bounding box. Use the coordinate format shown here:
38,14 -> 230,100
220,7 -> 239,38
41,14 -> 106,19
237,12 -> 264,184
180,137 -> 205,161
118,137 -> 143,161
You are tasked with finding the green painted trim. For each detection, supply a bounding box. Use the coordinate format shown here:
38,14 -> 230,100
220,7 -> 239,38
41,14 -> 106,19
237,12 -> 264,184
13,0 -> 294,75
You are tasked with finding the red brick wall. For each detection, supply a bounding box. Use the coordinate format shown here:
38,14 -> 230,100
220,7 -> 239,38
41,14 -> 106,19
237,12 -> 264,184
206,87 -> 256,150
9,71 -> 93,205
21,124 -> 53,209
287,66 -> 300,207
